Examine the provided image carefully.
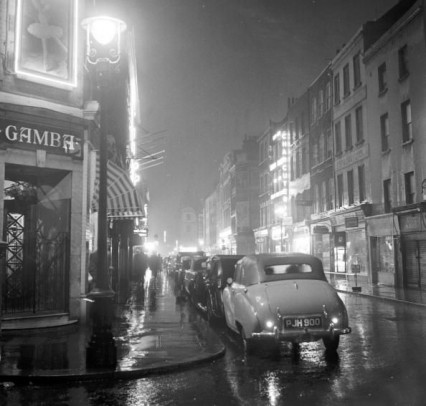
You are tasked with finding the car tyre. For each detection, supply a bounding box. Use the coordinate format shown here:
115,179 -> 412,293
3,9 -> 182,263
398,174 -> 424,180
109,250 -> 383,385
323,334 -> 340,352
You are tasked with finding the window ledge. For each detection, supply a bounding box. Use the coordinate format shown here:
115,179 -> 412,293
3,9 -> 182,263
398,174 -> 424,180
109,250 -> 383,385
355,139 -> 365,147
381,148 -> 391,156
402,138 -> 413,147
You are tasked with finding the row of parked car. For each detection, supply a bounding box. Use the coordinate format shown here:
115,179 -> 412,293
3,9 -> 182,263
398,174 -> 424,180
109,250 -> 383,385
169,252 -> 351,354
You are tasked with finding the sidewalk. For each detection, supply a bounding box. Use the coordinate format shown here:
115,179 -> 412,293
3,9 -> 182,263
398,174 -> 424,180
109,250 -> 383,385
329,276 -> 426,307
0,275 -> 225,384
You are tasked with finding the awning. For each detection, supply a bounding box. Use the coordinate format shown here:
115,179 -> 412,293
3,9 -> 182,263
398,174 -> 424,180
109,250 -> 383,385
91,159 -> 145,220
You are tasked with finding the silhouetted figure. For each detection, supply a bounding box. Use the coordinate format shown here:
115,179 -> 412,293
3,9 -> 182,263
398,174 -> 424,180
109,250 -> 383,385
133,250 -> 148,285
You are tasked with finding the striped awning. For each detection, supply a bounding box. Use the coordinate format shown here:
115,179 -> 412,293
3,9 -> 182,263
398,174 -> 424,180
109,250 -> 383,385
91,159 -> 145,220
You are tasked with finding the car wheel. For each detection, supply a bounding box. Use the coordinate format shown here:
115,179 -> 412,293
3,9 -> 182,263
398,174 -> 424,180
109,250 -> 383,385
323,334 -> 340,352
240,327 -> 255,355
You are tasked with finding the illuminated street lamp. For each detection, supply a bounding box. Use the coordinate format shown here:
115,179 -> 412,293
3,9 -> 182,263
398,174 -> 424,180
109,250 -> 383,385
82,14 -> 126,369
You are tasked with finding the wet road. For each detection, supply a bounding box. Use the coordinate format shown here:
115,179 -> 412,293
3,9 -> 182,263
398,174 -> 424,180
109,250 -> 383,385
2,290 -> 426,405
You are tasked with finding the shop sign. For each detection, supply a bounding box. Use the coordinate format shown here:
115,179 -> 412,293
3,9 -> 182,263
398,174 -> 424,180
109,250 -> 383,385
0,119 -> 82,158
345,216 -> 359,228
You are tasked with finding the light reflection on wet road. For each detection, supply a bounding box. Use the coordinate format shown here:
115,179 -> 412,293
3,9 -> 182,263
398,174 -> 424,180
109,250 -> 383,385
3,292 -> 426,406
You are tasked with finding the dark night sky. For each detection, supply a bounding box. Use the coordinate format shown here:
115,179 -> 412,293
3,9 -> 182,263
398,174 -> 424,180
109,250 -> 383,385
130,0 -> 397,250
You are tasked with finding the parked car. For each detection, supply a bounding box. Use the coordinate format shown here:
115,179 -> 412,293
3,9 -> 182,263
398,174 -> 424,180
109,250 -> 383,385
199,255 -> 244,321
183,256 -> 208,299
172,251 -> 205,289
222,253 -> 351,353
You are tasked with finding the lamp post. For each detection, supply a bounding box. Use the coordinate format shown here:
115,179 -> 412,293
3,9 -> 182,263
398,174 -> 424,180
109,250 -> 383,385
82,15 -> 126,369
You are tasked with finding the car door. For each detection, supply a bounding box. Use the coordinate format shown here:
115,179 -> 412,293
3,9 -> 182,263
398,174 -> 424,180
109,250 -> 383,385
223,264 -> 242,333
233,260 -> 260,335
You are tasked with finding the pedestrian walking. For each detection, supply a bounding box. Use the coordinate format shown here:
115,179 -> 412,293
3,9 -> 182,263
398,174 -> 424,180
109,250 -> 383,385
133,248 -> 148,286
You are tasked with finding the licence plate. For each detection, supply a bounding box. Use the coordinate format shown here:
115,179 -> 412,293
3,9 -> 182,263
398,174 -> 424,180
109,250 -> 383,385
283,316 -> 322,330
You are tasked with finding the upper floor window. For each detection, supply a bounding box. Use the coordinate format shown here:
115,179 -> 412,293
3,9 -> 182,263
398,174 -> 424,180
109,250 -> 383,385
343,64 -> 350,97
335,121 -> 342,154
337,174 -> 344,208
378,63 -> 387,94
326,129 -> 332,158
325,82 -> 332,111
358,165 -> 365,202
380,113 -> 389,152
383,178 -> 392,213
327,177 -> 334,210
334,73 -> 340,104
311,97 -> 317,124
318,90 -> 324,117
345,114 -> 352,150
353,52 -> 361,88
398,45 -> 409,80
301,112 -> 305,135
405,171 -> 415,204
347,170 -> 354,205
401,100 -> 412,143
355,106 -> 364,143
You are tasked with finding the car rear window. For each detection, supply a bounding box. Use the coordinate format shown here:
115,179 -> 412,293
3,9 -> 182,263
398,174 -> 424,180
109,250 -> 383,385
265,264 -> 312,275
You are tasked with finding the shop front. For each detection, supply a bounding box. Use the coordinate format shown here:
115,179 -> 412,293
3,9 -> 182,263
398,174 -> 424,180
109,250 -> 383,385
366,213 -> 397,287
394,204 -> 426,290
331,208 -> 369,286
0,111 -> 85,329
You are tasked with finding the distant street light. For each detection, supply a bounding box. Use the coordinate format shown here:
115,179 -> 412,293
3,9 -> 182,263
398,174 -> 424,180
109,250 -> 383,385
82,14 -> 126,369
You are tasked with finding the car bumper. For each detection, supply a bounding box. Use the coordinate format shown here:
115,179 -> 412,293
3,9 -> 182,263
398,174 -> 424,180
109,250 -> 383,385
252,326 -> 351,341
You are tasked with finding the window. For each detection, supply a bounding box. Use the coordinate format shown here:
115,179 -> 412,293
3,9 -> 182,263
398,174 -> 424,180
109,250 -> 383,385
401,100 -> 412,142
378,63 -> 387,94
325,82 -> 332,111
319,90 -> 324,117
311,97 -> 317,124
347,170 -> 354,205
302,147 -> 307,174
334,73 -> 340,104
321,181 -> 327,212
318,133 -> 324,163
327,177 -> 334,210
398,45 -> 409,79
380,113 -> 389,152
290,122 -> 295,143
343,64 -> 350,96
312,141 -> 318,166
358,165 -> 365,202
301,112 -> 305,135
326,129 -> 332,158
383,179 -> 392,213
405,171 -> 415,204
314,184 -> 320,213
345,114 -> 352,150
353,53 -> 361,88
355,106 -> 364,143
335,121 -> 342,154
296,151 -> 300,178
337,174 -> 344,207
295,117 -> 299,139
